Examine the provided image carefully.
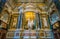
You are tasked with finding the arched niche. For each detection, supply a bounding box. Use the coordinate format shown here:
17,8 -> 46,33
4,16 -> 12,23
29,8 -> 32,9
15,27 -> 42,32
22,11 -> 38,30
9,13 -> 19,29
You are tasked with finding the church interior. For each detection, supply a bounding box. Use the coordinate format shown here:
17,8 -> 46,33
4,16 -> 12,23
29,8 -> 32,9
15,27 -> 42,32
0,0 -> 60,39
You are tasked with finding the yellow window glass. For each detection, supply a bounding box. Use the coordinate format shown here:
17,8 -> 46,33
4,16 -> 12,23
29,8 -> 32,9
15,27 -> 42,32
24,11 -> 35,20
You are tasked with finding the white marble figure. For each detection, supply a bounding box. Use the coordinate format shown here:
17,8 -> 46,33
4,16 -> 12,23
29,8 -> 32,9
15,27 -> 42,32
27,19 -> 34,29
43,18 -> 48,27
